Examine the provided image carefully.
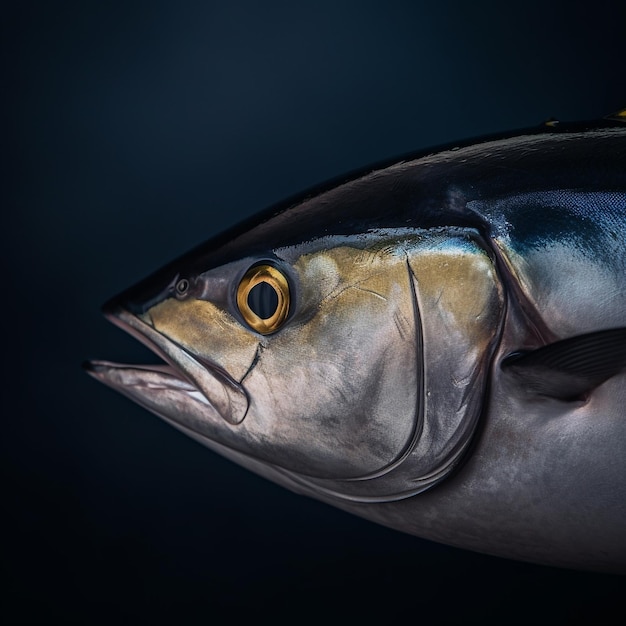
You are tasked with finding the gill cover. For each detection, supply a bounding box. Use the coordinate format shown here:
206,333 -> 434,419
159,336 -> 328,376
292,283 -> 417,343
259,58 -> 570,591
283,230 -> 505,501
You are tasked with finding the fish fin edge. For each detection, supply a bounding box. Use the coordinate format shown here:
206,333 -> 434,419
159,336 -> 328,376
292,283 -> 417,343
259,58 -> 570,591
501,327 -> 626,401
605,107 -> 626,123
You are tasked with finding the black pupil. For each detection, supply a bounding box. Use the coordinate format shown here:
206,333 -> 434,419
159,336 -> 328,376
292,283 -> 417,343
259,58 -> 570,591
248,281 -> 278,319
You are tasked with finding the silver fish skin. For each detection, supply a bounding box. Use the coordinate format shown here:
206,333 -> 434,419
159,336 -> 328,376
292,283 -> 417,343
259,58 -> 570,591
86,117 -> 626,573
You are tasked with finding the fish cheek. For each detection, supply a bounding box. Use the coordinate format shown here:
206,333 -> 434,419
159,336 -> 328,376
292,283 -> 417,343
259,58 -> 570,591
145,297 -> 261,382
241,256 -> 420,480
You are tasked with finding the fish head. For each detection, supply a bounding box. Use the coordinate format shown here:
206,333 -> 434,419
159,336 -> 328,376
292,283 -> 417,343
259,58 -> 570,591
88,199 -> 504,500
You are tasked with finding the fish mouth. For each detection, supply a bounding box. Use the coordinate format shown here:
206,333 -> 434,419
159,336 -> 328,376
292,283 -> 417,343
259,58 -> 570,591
85,303 -> 250,426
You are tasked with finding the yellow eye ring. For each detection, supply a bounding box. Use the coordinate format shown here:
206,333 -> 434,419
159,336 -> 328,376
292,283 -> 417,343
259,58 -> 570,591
236,264 -> 290,334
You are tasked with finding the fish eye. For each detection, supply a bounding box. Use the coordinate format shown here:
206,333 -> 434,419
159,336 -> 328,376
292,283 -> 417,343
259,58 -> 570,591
237,264 -> 290,334
175,278 -> 190,296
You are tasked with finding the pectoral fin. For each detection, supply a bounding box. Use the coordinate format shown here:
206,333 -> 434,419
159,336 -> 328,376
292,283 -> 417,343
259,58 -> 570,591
502,328 -> 626,401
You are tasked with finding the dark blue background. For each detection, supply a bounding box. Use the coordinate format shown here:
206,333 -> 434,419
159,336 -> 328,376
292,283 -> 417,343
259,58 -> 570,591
4,1 -> 625,623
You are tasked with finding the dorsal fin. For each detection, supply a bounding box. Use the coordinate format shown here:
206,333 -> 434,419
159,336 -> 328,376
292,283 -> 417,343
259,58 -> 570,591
502,328 -> 626,401
605,107 -> 626,123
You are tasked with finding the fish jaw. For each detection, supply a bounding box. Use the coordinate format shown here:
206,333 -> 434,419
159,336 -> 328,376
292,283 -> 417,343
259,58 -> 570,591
85,303 -> 250,428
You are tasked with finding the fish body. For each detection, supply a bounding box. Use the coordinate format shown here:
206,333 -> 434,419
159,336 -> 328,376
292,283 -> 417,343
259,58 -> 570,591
87,117 -> 626,572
